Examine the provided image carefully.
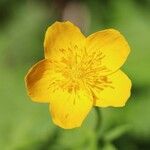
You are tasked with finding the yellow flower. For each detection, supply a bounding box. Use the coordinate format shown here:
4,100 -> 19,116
25,21 -> 131,129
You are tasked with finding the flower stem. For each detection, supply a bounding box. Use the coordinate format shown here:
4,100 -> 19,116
95,107 -> 102,131
95,107 -> 103,148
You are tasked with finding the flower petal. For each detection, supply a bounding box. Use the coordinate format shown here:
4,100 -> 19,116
44,21 -> 85,59
86,29 -> 130,75
94,70 -> 131,107
25,59 -> 64,103
49,88 -> 93,129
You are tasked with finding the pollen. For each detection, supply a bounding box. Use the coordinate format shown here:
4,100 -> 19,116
51,44 -> 113,95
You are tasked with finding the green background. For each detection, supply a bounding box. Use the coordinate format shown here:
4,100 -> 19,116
0,0 -> 150,149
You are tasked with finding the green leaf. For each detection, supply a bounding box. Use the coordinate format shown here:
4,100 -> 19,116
103,125 -> 131,142
102,142 -> 117,150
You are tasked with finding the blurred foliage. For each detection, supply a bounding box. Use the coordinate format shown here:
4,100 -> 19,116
0,0 -> 150,150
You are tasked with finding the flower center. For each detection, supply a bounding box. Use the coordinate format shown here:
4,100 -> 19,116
51,45 -> 113,94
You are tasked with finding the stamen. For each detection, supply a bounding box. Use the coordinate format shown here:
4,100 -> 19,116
49,45 -> 114,96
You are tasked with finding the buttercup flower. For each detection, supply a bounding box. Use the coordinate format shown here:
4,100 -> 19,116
25,21 -> 131,129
